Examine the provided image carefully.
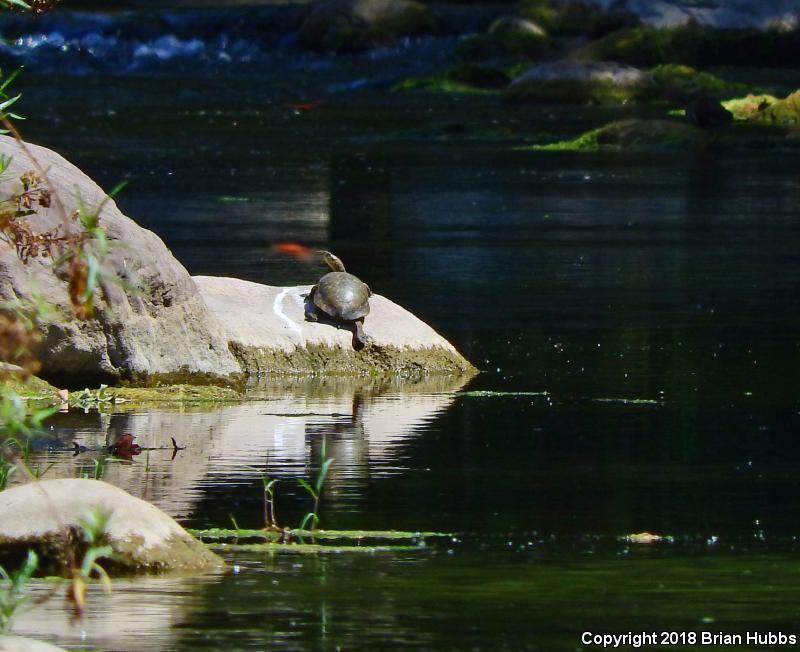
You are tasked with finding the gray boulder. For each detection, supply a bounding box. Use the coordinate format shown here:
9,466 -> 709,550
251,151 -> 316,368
195,276 -> 475,376
0,479 -> 224,574
0,135 -> 241,385
297,0 -> 436,51
506,60 -> 653,103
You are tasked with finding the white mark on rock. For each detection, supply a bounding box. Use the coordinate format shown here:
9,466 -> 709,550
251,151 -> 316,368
273,288 -> 302,335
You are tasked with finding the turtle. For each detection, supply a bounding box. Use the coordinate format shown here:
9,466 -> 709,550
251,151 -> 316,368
305,251 -> 372,349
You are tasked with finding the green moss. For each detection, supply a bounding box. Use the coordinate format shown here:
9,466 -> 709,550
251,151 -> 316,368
0,375 -> 61,403
392,74 -> 492,94
529,115 -> 800,152
747,89 -> 800,126
109,384 -> 242,405
723,94 -> 779,120
529,119 -> 701,151
649,63 -> 749,102
228,342 -> 476,377
191,528 -> 450,541
210,542 -> 422,554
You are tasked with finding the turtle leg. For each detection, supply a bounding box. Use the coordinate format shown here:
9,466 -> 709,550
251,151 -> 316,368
352,318 -> 372,350
304,286 -> 319,322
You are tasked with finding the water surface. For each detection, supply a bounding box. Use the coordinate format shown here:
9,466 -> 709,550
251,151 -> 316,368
4,10 -> 800,648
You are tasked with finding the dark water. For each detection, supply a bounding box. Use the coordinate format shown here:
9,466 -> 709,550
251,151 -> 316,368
4,7 -> 800,649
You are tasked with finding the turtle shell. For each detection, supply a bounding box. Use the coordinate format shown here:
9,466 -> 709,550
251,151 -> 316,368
313,271 -> 370,321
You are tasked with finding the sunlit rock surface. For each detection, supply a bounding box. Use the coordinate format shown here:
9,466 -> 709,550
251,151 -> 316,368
195,275 -> 475,375
0,479 -> 224,574
0,637 -> 66,652
0,136 -> 240,385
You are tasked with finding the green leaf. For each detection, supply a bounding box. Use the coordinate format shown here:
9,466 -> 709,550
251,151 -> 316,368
297,478 -> 317,500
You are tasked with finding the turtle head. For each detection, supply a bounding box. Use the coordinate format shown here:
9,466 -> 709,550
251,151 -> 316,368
318,250 -> 346,273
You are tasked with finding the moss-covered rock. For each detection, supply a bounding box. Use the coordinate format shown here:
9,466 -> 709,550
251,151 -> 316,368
297,0 -> 436,52
531,116 -> 798,152
488,16 -> 548,58
531,119 -> 702,151
722,94 -> 778,120
748,89 -> 800,126
648,63 -> 749,103
576,24 -> 800,69
517,0 -> 639,38
505,60 -> 654,104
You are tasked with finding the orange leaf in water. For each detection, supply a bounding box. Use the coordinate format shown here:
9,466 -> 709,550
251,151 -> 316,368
273,242 -> 313,259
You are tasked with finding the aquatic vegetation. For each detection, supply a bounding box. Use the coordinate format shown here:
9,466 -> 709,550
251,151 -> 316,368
191,528 -> 450,554
457,390 -> 549,397
191,528 -> 449,542
70,384 -> 115,411
67,508 -> 113,618
0,458 -> 15,490
0,550 -> 37,634
261,472 -> 279,530
298,437 -> 334,531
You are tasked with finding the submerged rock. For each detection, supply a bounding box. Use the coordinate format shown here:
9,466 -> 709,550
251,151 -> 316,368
0,479 -> 224,575
505,60 -> 653,103
195,276 -> 475,376
0,135 -> 241,386
296,0 -> 436,52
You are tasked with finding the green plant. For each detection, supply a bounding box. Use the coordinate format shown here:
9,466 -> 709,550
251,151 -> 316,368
0,393 -> 58,440
70,384 -> 115,411
262,472 -> 280,530
297,437 -> 334,531
67,508 -> 112,616
0,550 -> 37,633
0,457 -> 15,489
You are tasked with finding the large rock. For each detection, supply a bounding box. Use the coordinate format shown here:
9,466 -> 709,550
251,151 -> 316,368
195,276 -> 475,376
0,637 -> 65,652
505,60 -> 653,103
0,135 -> 240,386
0,479 -> 224,574
297,0 -> 436,52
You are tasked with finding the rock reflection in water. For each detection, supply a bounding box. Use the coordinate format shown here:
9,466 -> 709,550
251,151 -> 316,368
27,374 -> 474,521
